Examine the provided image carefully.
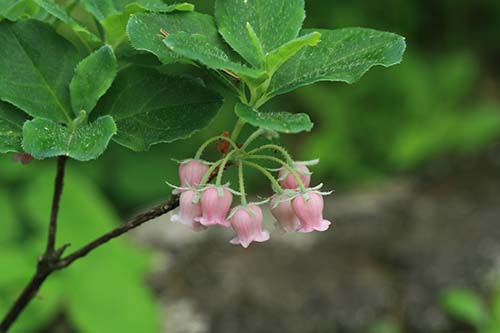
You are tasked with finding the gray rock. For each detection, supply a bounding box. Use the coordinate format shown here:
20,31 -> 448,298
134,154 -> 500,333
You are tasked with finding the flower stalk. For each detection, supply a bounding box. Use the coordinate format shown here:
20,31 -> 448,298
238,162 -> 248,205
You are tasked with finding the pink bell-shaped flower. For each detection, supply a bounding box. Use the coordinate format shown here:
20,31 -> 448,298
278,163 -> 311,190
230,204 -> 270,248
292,192 -> 331,233
171,190 -> 205,231
195,186 -> 232,227
178,159 -> 209,190
270,195 -> 300,232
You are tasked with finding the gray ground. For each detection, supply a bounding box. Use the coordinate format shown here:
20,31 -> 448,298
134,150 -> 500,333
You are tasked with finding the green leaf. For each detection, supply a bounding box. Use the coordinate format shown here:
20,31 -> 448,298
22,116 -> 116,161
0,0 -> 45,21
81,1 -> 192,48
441,289 -> 490,328
81,0 -> 192,21
164,32 -> 266,80
245,22 -> 265,67
235,102 -> 313,134
70,45 -> 117,115
269,28 -> 406,97
0,20 -> 80,123
93,67 -> 223,151
80,0 -> 115,20
127,11 -> 223,65
101,13 -> 130,47
33,0 -> 102,47
0,101 -> 27,153
124,1 -> 193,14
266,32 -> 321,74
115,40 -> 162,67
215,0 -> 305,67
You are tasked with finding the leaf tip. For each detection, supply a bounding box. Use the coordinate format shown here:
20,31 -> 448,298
310,31 -> 322,46
176,3 -> 195,12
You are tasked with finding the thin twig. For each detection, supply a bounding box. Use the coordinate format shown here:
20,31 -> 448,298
57,163 -> 228,268
57,194 -> 179,268
46,156 -> 68,253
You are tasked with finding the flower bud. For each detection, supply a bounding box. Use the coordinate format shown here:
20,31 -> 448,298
278,163 -> 311,190
270,195 -> 300,232
171,190 -> 205,231
178,159 -> 209,190
292,192 -> 331,233
230,204 -> 270,248
195,186 -> 232,227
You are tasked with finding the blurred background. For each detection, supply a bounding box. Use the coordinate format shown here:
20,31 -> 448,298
1,0 -> 500,332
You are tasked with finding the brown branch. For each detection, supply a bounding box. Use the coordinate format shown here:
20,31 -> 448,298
46,156 -> 67,253
56,161 -> 229,268
0,266 -> 50,332
0,156 -> 68,332
57,194 -> 179,269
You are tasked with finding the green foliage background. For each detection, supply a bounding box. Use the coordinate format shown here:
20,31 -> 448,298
1,0 -> 499,332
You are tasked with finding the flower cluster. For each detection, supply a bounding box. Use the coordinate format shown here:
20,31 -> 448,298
169,129 -> 332,248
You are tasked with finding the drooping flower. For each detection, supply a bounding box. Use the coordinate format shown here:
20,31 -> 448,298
177,159 -> 209,190
270,195 -> 300,232
230,204 -> 270,248
195,185 -> 232,227
278,163 -> 311,190
171,190 -> 205,231
292,192 -> 331,233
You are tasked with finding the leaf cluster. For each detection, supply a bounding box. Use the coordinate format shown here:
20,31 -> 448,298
0,0 -> 222,160
128,0 -> 406,135
0,0 -> 406,162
